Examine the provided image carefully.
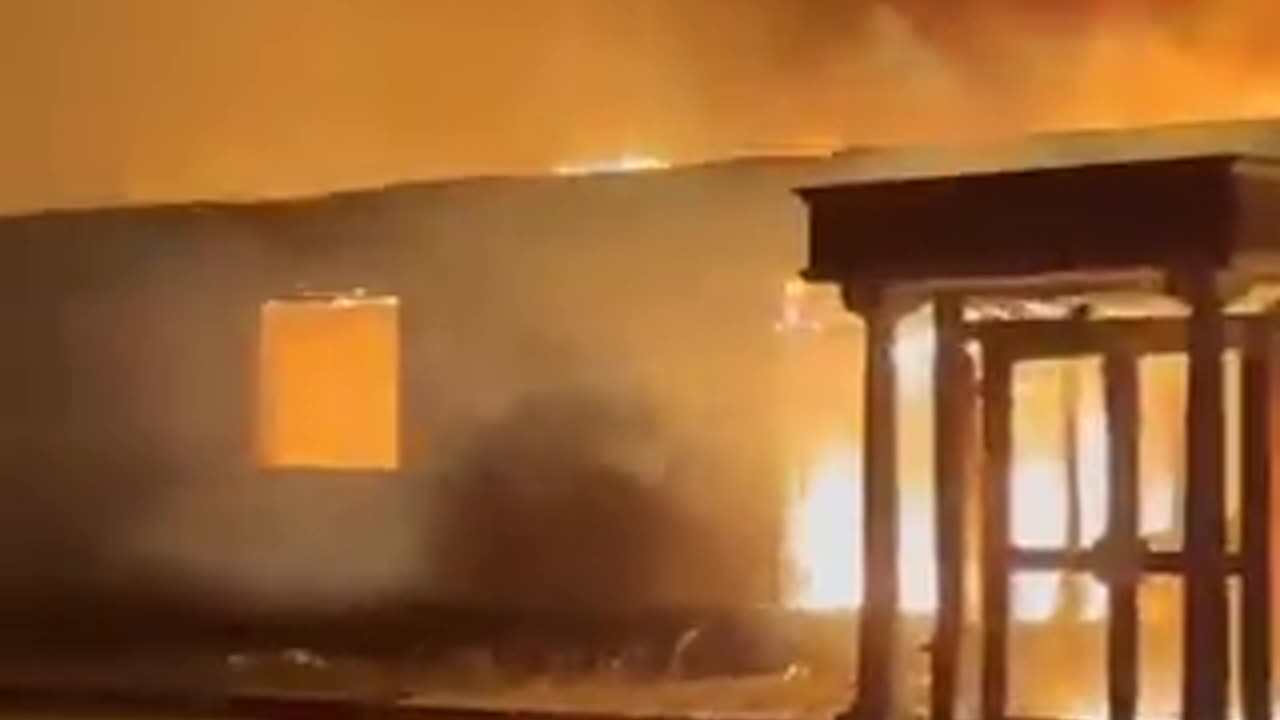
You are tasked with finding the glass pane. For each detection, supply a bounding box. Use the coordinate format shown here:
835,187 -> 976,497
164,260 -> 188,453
1230,577 -> 1244,720
897,305 -> 938,618
1138,351 -> 1240,554
1225,351 -> 1242,555
1136,450 -> 1245,720
1010,358 -> 1107,553
1011,361 -> 1069,551
1138,354 -> 1186,552
258,294 -> 401,469
1137,578 -> 1244,720
1138,577 -> 1183,720
1008,572 -> 1109,719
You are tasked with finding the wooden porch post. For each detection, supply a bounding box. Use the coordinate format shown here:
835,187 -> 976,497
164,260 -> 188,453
931,296 -> 969,720
1104,350 -> 1140,720
1241,317 -> 1273,720
846,283 -> 900,720
980,344 -> 1012,720
1179,269 -> 1229,720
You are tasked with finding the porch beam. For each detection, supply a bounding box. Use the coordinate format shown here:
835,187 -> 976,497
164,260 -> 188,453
966,315 -> 1255,360
1009,548 -> 1243,575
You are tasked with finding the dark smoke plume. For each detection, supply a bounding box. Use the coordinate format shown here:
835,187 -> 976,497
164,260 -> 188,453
426,383 -> 703,612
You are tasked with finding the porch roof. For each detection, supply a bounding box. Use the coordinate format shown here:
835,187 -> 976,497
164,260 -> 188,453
797,154 -> 1280,289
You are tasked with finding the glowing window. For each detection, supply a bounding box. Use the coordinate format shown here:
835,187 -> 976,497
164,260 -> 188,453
257,291 -> 400,470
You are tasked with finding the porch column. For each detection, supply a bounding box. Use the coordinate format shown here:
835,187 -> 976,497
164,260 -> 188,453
1104,350 -> 1140,720
1178,269 -> 1229,720
1241,316 -> 1273,720
980,343 -> 1013,720
931,295 -> 970,720
844,282 -> 900,720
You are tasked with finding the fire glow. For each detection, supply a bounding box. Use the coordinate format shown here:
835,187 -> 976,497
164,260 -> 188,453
779,283 -> 1182,621
773,279 -> 1280,720
552,154 -> 670,177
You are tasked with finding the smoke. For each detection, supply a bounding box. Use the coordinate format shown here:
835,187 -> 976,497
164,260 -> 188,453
14,165 -> 783,616
124,470 -> 427,612
1,1 -> 1278,214
424,381 -> 703,612
763,0 -> 1280,142
122,371 -> 717,614
4,0 -> 1279,609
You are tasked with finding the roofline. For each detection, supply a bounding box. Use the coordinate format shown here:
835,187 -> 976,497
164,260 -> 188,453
2,116 -> 1280,221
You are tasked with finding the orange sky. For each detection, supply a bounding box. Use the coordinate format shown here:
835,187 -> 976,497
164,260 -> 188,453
1,0 -> 1279,214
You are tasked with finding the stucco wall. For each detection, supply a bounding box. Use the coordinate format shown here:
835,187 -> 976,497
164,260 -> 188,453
0,159 -> 815,618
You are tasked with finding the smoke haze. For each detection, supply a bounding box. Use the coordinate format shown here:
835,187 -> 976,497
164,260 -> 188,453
1,1 -> 1278,214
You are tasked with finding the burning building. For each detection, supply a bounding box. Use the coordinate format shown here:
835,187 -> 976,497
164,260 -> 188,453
2,119 -> 1280,716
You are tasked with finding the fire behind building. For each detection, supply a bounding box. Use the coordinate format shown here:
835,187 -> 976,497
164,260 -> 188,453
2,119 -> 1280,717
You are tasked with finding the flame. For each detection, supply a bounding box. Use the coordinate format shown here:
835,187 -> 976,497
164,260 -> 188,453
786,443 -> 863,611
783,309 -> 942,614
780,287 -> 1179,624
552,154 -> 669,176
786,445 -> 1116,620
